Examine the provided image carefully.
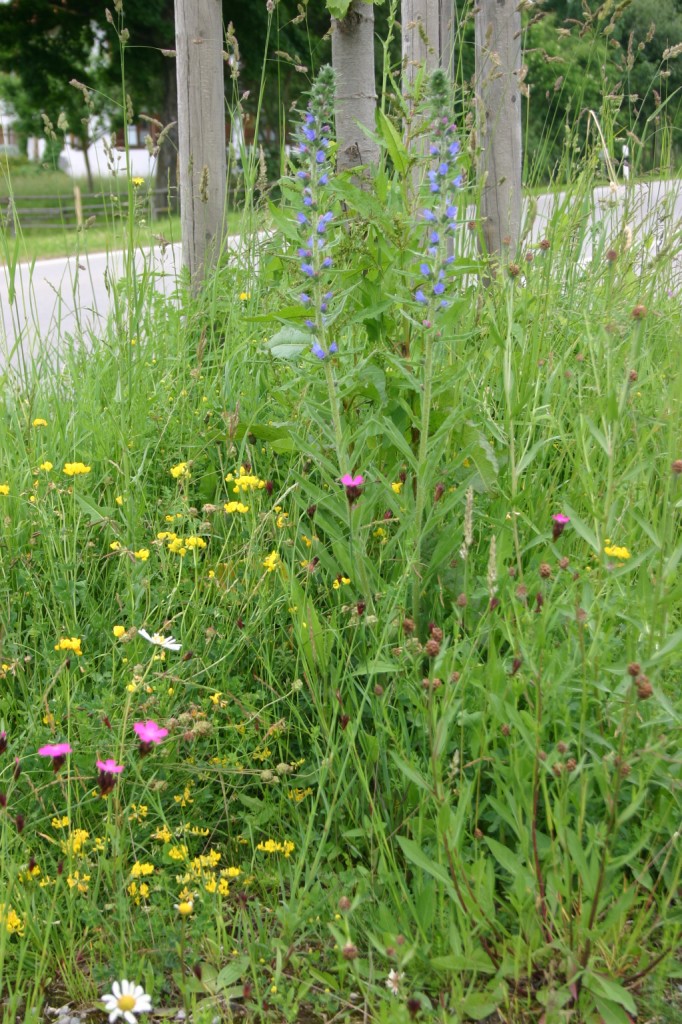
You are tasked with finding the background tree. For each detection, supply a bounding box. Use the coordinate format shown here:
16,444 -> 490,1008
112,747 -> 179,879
330,0 -> 380,172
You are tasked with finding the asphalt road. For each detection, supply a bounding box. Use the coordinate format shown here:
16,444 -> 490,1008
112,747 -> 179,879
1,179 -> 679,376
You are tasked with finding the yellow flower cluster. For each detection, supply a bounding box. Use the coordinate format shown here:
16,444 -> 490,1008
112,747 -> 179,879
0,903 -> 24,935
130,862 -> 155,878
52,815 -> 70,829
0,484 -> 9,496
127,881 -> 150,904
61,829 -> 89,857
157,531 -> 207,557
604,544 -> 631,561
227,467 -> 266,493
332,576 -> 351,590
63,462 -> 91,476
113,625 -> 125,638
39,461 -> 53,472
224,500 -> 250,514
263,551 -> 281,573
256,839 -> 295,858
54,636 -> 83,656
170,462 -> 190,480
32,418 -> 48,427
66,871 -> 90,893
288,787 -> 314,803
134,548 -> 150,562
175,849 -> 239,898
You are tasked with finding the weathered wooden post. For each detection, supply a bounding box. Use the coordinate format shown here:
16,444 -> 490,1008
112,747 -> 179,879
331,0 -> 380,174
474,0 -> 523,262
174,0 -> 226,287
402,0 -> 454,87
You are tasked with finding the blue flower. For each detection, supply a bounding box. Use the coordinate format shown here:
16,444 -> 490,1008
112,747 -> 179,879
301,263 -> 315,277
311,342 -> 326,359
315,150 -> 326,164
420,263 -> 431,277
433,281 -> 445,296
423,209 -> 436,222
415,289 -> 428,304
297,212 -> 308,225
438,161 -> 449,176
300,293 -> 311,304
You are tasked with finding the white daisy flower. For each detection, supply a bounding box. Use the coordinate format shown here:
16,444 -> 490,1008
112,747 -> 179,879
138,628 -> 181,651
101,979 -> 152,1023
385,968 -> 404,996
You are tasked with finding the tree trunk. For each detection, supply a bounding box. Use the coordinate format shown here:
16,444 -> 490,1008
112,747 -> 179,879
474,0 -> 522,262
331,0 -> 380,175
174,0 -> 226,287
402,0 -> 454,90
155,53 -> 179,217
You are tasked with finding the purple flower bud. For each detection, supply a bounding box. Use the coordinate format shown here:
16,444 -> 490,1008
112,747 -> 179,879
423,209 -> 436,222
415,289 -> 428,304
429,144 -> 439,156
449,141 -> 460,158
300,293 -> 311,304
319,173 -> 329,185
321,257 -> 332,269
438,162 -> 449,175
452,175 -> 463,188
297,212 -> 308,225
420,263 -> 431,277
315,150 -> 326,164
301,263 -> 315,277
303,126 -> 316,142
430,183 -> 440,193
297,171 -> 309,180
446,205 -> 457,218
430,231 -> 439,244
433,281 -> 445,295
329,341 -> 338,354
311,342 -> 326,359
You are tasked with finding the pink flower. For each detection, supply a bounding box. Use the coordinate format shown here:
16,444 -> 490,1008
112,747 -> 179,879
134,720 -> 168,754
38,742 -> 72,772
97,758 -> 124,796
552,513 -> 570,540
340,473 -> 364,505
38,742 -> 72,757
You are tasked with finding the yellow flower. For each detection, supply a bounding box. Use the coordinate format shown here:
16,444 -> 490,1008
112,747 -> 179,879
185,536 -> 206,550
256,838 -> 295,857
113,625 -> 125,638
110,541 -> 122,551
115,495 -> 124,506
263,551 -> 281,573
276,512 -> 288,528
51,815 -> 70,829
239,291 -> 251,301
54,636 -> 83,656
391,481 -> 403,494
332,576 -> 351,590
168,844 -> 188,861
604,544 -> 631,561
66,871 -> 90,893
134,548 -> 150,561
32,418 -> 48,427
63,462 -> 91,477
218,877 -> 230,896
224,501 -> 250,514
131,176 -> 144,187
130,862 -> 155,878
170,462 -> 190,480
174,900 -> 194,916
0,904 -> 25,935
209,692 -> 222,705
39,461 -> 53,472
0,484 -> 9,496
152,824 -> 172,843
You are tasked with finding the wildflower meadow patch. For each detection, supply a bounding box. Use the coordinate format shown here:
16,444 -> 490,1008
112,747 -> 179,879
0,45 -> 681,1024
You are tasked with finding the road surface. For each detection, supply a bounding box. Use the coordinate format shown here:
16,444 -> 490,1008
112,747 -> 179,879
1,180 -> 679,376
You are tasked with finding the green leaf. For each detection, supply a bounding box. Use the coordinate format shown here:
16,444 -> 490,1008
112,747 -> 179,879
483,836 -> 524,877
376,109 -> 409,176
266,327 -> 310,360
390,753 -> 432,793
564,505 -> 600,553
267,200 -> 300,241
216,957 -> 249,990
583,973 -> 637,1015
395,836 -> 453,890
73,493 -> 112,524
461,423 -> 499,490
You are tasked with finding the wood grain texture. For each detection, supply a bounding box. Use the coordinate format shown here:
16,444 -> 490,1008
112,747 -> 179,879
174,0 -> 226,286
331,0 -> 380,174
474,0 -> 523,260
402,0 -> 454,87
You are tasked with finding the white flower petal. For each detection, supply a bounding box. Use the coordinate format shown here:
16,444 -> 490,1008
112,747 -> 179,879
137,629 -> 152,643
108,1010 -> 121,1024
111,981 -> 122,998
102,996 -> 117,1010
123,1012 -> 137,1024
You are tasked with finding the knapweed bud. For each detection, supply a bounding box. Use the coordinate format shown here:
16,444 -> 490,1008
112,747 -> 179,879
0,731 -> 6,754
338,896 -> 351,912
539,562 -> 552,579
424,638 -> 440,658
632,304 -> 646,319
672,460 -> 682,475
552,513 -> 570,540
342,942 -> 358,960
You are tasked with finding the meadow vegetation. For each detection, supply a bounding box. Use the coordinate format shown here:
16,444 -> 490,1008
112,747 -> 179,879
0,23 -> 681,1024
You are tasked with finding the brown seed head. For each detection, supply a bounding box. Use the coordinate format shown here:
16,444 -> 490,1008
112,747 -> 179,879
627,662 -> 641,677
559,556 -> 570,569
342,942 -> 359,961
672,460 -> 682,475
539,562 -> 552,579
539,238 -> 550,250
456,593 -> 467,608
424,638 -> 441,658
338,896 -> 351,912
632,304 -> 646,319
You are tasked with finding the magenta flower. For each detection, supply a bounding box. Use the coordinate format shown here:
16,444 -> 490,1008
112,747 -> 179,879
96,758 -> 124,774
96,758 -> 124,796
340,474 -> 364,505
134,720 -> 168,755
552,513 -> 570,540
38,742 -> 72,772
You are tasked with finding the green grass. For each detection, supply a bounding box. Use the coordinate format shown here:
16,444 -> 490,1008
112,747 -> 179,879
0,71 -> 680,1024
0,214 -> 181,263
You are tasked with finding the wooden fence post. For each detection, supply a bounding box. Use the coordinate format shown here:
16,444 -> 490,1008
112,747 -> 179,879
174,0 -> 226,288
474,0 -> 522,263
